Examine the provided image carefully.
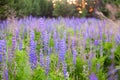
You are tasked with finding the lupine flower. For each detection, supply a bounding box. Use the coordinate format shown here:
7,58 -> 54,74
41,31 -> 49,55
15,29 -> 19,40
12,35 -> 16,53
22,27 -> 27,39
0,40 -> 6,62
107,63 -> 118,80
29,31 -> 37,69
29,52 -> 37,69
88,53 -> 95,70
0,54 -> 2,62
89,72 -> 98,80
40,49 -> 44,68
53,30 -> 59,52
72,49 -> 77,65
115,34 -> 120,44
62,62 -> 67,79
94,40 -> 100,46
59,39 -> 66,62
4,68 -> 8,80
48,47 -> 52,55
0,40 -> 3,62
72,39 -> 75,49
54,39 -> 59,52
45,55 -> 50,75
19,40 -> 22,51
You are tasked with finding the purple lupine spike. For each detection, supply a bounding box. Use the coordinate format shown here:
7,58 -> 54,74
40,49 -> 44,68
62,61 -> 67,78
0,54 -> 2,62
30,31 -> 35,40
108,64 -> 116,80
115,34 -> 120,45
15,29 -> 19,40
45,55 -> 50,75
12,35 -> 16,53
0,40 -> 3,62
2,40 -> 6,62
94,40 -> 100,46
88,53 -> 95,69
53,30 -> 57,40
19,40 -> 22,51
0,40 -> 8,80
4,68 -> 8,80
53,30 -> 59,52
29,52 -> 37,69
22,27 -> 27,40
29,31 -> 37,69
54,39 -> 59,52
89,72 -> 98,80
72,49 -> 77,65
41,31 -> 49,55
72,38 -> 76,50
48,47 -> 52,55
0,40 -> 6,62
59,39 -> 66,62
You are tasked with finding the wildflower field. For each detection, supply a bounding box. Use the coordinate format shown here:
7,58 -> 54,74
0,17 -> 120,80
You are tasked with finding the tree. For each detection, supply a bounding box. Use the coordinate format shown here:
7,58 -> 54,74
53,0 -> 76,17
0,0 -> 10,19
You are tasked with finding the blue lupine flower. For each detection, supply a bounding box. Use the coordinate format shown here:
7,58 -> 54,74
15,29 -> 19,40
29,31 -> 37,69
89,72 -> 98,80
88,53 -> 94,69
0,54 -> 2,62
29,52 -> 37,69
41,31 -> 49,55
62,62 -> 67,78
45,55 -> 50,75
40,50 -> 44,68
19,40 -> 22,50
72,49 -> 77,65
53,30 -> 59,52
0,40 -> 6,62
59,39 -> 66,62
94,40 -> 100,46
72,39 -> 75,49
107,64 -> 118,80
12,35 -> 16,53
54,39 -> 59,52
115,34 -> 120,44
4,68 -> 8,80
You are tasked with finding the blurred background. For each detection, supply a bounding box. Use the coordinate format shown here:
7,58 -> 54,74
0,0 -> 120,20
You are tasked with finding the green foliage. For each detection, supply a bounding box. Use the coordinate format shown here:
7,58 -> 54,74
114,45 -> 120,65
32,0 -> 52,17
53,0 -> 76,17
81,8 -> 88,17
32,66 -> 46,80
8,50 -> 32,80
102,0 -> 120,6
70,57 -> 87,80
0,0 -> 10,19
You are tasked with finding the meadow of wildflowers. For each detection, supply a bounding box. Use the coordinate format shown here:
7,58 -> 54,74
0,17 -> 120,80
